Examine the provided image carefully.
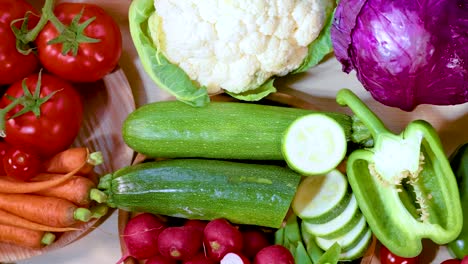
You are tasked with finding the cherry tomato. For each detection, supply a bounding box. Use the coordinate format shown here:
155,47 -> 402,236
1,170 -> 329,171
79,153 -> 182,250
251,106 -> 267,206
0,73 -> 83,158
0,141 -> 11,175
3,146 -> 41,181
441,259 -> 461,264
380,245 -> 419,264
36,3 -> 122,83
0,0 -> 39,85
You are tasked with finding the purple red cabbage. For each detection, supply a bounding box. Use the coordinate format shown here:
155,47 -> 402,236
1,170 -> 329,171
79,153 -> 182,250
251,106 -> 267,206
331,0 -> 468,111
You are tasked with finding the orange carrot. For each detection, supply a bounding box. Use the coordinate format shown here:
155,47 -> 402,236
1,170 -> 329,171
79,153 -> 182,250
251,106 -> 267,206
31,173 -> 107,206
0,223 -> 55,249
0,193 -> 92,228
0,209 -> 78,232
0,150 -> 100,194
86,170 -> 101,185
43,147 -> 102,175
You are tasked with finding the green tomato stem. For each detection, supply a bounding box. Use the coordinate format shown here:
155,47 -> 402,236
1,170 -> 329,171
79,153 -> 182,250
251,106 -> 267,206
0,97 -> 23,137
23,0 -> 65,43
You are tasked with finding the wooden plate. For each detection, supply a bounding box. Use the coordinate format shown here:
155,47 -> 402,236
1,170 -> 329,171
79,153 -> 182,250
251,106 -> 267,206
0,67 -> 136,262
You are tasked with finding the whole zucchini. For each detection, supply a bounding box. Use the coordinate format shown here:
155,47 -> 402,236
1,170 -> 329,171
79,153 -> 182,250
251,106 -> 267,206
98,158 -> 301,228
122,101 -> 355,160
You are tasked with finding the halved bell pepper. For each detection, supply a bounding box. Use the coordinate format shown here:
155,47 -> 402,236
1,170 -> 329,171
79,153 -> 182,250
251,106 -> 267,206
448,143 -> 468,259
336,89 -> 463,258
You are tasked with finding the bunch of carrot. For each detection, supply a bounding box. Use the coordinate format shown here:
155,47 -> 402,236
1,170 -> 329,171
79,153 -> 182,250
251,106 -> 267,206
0,147 -> 108,250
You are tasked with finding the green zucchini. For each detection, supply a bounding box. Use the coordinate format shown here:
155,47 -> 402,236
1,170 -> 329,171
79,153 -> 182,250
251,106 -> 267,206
122,101 -> 355,160
98,158 -> 301,228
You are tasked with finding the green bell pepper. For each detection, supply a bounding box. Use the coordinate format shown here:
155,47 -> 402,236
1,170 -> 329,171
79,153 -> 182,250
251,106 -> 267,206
336,89 -> 463,258
448,143 -> 468,259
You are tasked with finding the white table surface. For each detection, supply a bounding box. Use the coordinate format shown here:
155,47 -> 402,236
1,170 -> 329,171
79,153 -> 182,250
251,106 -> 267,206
15,0 -> 468,263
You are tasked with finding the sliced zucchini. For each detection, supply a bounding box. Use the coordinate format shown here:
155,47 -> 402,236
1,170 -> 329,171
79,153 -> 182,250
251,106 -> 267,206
306,193 -> 352,224
315,214 -> 367,251
339,228 -> 373,261
282,113 -> 347,175
292,170 -> 348,221
302,195 -> 358,238
321,211 -> 363,240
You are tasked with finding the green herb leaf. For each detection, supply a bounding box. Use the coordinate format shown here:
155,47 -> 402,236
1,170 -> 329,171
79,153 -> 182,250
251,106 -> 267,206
316,242 -> 341,264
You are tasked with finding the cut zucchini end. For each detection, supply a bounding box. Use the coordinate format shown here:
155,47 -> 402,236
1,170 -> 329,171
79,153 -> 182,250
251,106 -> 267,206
282,113 -> 347,176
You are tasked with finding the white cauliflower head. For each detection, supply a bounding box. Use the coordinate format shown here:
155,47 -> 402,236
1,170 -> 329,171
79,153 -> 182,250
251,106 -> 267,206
150,0 -> 331,94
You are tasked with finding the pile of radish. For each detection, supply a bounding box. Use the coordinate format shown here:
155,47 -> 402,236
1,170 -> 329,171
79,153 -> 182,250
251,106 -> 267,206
118,213 -> 295,264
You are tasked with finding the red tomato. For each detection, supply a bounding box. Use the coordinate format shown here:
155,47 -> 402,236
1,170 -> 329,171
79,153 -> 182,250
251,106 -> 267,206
0,73 -> 83,158
3,146 -> 41,181
380,245 -> 419,264
441,259 -> 461,264
0,0 -> 39,85
36,3 -> 122,83
0,141 -> 11,175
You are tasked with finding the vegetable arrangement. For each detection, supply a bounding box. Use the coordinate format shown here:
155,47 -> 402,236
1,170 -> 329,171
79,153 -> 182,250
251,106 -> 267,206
99,159 -> 301,228
122,100 -> 371,160
113,88 -> 466,264
119,213 -> 292,264
2,0 -> 121,85
0,147 -> 107,249
292,170 -> 372,261
331,0 -> 468,111
111,91 -> 371,263
128,0 -> 336,106
0,0 -> 123,254
337,89 -> 463,258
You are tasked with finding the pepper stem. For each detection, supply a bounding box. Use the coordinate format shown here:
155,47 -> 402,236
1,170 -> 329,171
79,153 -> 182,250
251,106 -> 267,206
336,89 -> 389,139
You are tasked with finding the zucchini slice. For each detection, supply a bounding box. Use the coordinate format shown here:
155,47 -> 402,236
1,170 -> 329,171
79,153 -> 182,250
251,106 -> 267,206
282,113 -> 347,175
339,229 -> 373,261
315,214 -> 368,251
292,170 -> 348,221
302,195 -> 358,237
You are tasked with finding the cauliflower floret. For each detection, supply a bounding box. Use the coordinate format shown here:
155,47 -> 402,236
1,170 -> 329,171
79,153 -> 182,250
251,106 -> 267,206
152,0 -> 329,94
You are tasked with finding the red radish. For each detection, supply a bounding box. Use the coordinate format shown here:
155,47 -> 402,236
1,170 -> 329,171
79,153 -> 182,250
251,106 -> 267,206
183,252 -> 217,264
204,218 -> 243,261
117,213 -> 167,263
241,229 -> 271,259
184,219 -> 208,233
158,225 -> 204,260
253,245 -> 294,264
145,254 -> 178,264
221,252 -> 251,264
